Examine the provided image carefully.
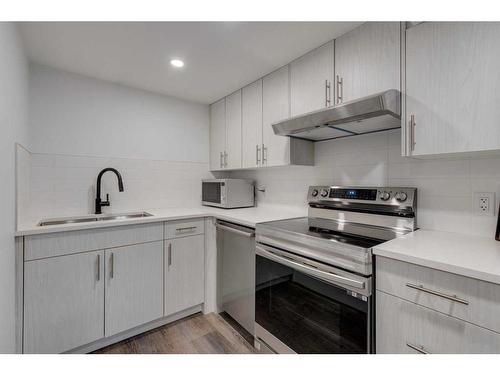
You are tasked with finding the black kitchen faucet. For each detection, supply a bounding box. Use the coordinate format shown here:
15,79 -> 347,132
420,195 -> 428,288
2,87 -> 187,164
95,168 -> 124,214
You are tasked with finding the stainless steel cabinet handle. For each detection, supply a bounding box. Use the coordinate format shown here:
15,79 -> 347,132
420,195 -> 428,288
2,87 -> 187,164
406,283 -> 469,305
220,151 -> 223,168
256,245 -> 365,290
97,254 -> 101,281
176,226 -> 197,232
256,144 -> 261,165
406,342 -> 430,354
262,144 -> 267,164
224,151 -> 228,167
336,75 -> 343,104
410,114 -> 416,151
168,243 -> 172,267
216,223 -> 255,237
110,252 -> 114,279
325,80 -> 331,107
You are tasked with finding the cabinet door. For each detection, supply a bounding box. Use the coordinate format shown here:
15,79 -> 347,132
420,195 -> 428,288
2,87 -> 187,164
263,66 -> 291,167
290,41 -> 334,116
24,250 -> 104,353
209,98 -> 226,170
335,22 -> 400,103
105,242 -> 163,337
406,22 -> 500,156
242,79 -> 263,168
225,90 -> 242,169
165,235 -> 205,316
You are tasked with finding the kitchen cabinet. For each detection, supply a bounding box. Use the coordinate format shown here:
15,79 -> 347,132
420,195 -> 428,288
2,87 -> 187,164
164,234 -> 205,316
376,256 -> 500,354
404,22 -> 500,157
290,41 -> 334,116
24,250 -> 105,353
242,79 -> 263,168
209,98 -> 226,170
104,241 -> 164,337
240,66 -> 314,169
335,22 -> 400,104
225,90 -> 242,169
377,291 -> 500,354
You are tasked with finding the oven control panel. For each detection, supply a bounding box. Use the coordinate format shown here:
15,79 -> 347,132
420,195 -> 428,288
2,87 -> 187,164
308,186 -> 417,208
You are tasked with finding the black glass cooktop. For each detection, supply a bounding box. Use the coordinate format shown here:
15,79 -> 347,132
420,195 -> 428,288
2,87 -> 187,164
258,217 -> 386,249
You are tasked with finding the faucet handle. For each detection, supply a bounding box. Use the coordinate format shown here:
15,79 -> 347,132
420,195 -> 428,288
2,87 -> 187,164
106,193 -> 109,202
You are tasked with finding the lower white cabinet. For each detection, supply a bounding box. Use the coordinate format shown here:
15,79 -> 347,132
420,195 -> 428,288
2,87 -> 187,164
377,291 -> 500,354
24,250 -> 105,354
164,235 -> 205,316
104,241 -> 164,337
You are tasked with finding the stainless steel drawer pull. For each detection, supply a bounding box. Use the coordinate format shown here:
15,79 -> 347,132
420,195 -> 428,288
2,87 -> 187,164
256,144 -> 261,165
168,243 -> 172,267
406,283 -> 469,305
97,254 -> 101,281
262,144 -> 267,164
406,342 -> 430,354
336,75 -> 343,104
176,226 -> 197,232
110,252 -> 114,279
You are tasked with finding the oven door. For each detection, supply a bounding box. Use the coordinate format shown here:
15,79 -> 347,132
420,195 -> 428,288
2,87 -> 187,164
255,243 -> 372,354
202,181 -> 225,207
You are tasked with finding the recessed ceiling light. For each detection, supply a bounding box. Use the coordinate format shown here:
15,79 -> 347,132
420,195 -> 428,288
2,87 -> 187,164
170,59 -> 184,68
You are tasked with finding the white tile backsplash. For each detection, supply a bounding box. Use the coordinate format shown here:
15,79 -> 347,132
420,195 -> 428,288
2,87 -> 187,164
25,152 -> 212,221
228,129 -> 500,238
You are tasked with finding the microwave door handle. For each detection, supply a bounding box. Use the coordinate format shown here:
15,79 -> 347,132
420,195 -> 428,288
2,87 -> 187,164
256,245 -> 365,290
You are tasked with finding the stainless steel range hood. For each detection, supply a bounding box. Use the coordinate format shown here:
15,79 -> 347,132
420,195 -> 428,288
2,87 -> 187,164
272,89 -> 401,141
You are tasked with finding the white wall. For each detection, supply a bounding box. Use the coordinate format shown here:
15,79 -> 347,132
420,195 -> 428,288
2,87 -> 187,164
28,64 -> 209,162
21,65 -> 213,222
0,23 -> 29,353
228,129 -> 500,238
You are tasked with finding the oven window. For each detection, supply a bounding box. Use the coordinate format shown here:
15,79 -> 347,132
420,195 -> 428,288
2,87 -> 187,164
255,254 -> 369,354
202,182 -> 221,204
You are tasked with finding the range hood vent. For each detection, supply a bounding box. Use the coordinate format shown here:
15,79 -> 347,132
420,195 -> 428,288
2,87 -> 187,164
272,89 -> 401,142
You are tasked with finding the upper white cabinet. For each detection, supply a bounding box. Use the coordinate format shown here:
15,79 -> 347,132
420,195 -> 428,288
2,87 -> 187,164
335,22 -> 400,104
104,242 -> 164,337
405,22 -> 500,157
225,90 -> 242,169
209,98 -> 226,170
290,40 -> 334,116
262,66 -> 291,167
242,79 -> 263,168
24,250 -> 105,353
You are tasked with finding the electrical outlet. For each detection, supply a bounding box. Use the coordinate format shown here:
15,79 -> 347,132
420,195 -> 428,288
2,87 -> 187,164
473,192 -> 495,216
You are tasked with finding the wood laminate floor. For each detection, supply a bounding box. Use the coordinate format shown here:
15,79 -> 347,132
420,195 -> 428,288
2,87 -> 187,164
93,313 -> 255,354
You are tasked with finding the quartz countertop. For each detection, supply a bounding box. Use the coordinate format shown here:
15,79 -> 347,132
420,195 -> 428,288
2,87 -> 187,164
373,229 -> 500,285
16,205 -> 307,236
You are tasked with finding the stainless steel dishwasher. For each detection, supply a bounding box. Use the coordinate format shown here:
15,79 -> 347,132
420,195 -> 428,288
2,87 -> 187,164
216,220 -> 255,336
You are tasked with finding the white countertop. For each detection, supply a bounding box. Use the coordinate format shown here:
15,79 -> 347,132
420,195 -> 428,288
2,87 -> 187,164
16,205 -> 307,236
373,229 -> 500,285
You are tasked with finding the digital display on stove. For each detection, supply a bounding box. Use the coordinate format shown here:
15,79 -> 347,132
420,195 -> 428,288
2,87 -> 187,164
329,188 -> 377,200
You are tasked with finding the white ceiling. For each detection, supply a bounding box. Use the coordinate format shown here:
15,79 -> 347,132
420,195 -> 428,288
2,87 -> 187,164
19,22 -> 362,104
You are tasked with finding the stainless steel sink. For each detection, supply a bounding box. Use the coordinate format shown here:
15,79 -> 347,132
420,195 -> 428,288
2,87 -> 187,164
38,212 -> 153,226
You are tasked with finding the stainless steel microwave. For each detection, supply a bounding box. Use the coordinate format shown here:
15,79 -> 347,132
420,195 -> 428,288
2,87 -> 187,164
202,179 -> 255,209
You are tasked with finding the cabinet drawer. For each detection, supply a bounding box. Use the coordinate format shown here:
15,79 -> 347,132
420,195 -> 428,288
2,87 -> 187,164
376,291 -> 500,354
25,223 -> 164,261
165,218 -> 204,239
376,256 -> 500,333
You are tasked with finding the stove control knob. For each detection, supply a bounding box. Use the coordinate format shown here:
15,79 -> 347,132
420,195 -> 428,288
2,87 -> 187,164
311,189 -> 319,197
395,192 -> 408,202
379,191 -> 391,201
320,189 -> 329,197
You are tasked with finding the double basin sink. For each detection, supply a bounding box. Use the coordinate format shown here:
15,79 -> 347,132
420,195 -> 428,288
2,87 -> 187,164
38,212 -> 153,226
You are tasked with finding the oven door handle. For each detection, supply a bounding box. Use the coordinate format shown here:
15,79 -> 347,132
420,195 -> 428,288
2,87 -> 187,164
256,245 -> 365,290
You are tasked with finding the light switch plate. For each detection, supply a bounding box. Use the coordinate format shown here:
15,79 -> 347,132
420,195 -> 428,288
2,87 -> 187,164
473,192 -> 495,216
